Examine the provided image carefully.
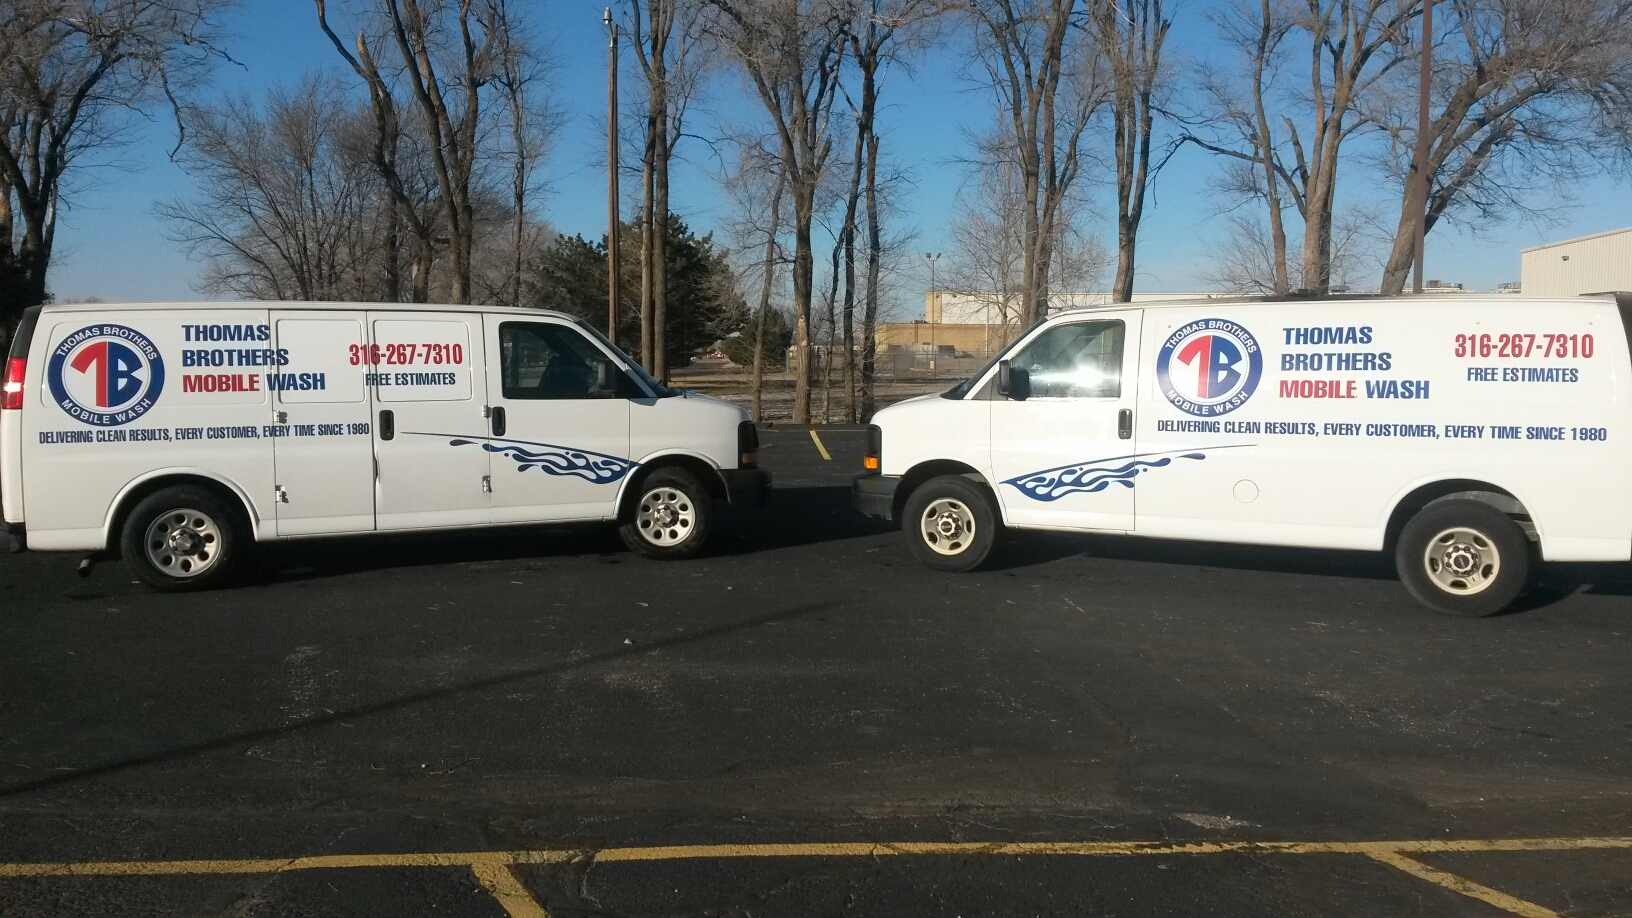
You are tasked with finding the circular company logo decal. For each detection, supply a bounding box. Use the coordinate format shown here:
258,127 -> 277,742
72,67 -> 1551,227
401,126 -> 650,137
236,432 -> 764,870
47,324 -> 166,426
1155,318 -> 1262,417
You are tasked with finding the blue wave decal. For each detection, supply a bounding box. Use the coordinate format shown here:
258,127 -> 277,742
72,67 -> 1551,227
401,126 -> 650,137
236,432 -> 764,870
448,437 -> 637,484
1003,449 -> 1209,502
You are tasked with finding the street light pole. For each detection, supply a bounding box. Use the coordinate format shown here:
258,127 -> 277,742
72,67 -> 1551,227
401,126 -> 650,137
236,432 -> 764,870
924,252 -> 940,367
1412,0 -> 1433,295
606,8 -> 621,341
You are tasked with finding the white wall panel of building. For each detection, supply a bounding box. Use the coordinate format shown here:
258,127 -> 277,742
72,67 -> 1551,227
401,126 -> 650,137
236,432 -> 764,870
1521,228 -> 1632,296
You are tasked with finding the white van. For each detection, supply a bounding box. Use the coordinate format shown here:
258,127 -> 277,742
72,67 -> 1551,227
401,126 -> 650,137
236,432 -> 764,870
2,302 -> 767,589
853,294 -> 1632,616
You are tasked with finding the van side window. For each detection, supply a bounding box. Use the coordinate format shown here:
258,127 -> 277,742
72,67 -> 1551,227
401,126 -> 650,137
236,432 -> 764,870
1009,320 -> 1125,398
500,322 -> 623,400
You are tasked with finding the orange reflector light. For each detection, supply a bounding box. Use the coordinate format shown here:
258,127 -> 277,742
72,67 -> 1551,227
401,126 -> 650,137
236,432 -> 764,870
863,456 -> 879,471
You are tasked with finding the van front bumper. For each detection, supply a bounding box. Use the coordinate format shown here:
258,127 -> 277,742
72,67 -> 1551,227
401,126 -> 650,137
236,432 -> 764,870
852,472 -> 898,521
721,468 -> 772,509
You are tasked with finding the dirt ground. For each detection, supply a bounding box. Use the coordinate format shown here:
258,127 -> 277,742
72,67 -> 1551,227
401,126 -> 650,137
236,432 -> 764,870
669,357 -> 964,422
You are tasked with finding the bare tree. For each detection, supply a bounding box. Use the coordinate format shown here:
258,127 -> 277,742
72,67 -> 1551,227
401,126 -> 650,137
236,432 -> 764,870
319,0 -> 428,300
845,0 -> 935,420
317,0 -> 514,306
0,0 -> 229,345
964,0 -> 1097,323
708,0 -> 849,424
1203,208 -> 1377,293
1093,0 -> 1173,302
1190,0 -> 1296,293
1187,0 -> 1417,295
628,0 -> 703,379
489,0 -> 557,307
1376,0 -> 1632,293
158,79 -> 388,301
718,132 -> 790,420
750,170 -> 787,421
947,144 -> 1109,333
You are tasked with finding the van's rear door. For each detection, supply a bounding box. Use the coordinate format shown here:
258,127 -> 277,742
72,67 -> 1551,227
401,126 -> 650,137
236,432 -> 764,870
1,306 -> 42,525
269,311 -> 376,535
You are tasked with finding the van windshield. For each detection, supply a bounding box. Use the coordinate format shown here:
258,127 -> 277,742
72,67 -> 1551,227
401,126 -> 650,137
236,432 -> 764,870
942,315 -> 1047,399
571,318 -> 675,397
942,350 -> 1007,400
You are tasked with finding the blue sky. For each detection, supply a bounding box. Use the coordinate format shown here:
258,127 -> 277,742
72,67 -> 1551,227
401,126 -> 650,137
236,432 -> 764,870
47,1 -> 1632,314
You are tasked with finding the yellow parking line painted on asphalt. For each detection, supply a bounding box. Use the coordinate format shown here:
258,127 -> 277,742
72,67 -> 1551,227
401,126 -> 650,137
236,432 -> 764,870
0,849 -> 578,877
809,428 -> 831,460
1365,850 -> 1559,918
6,836 -> 1629,917
469,857 -> 551,918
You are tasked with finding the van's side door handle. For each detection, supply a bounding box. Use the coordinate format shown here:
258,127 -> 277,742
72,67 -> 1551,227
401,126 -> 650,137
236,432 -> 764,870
1118,408 -> 1133,439
379,409 -> 394,441
491,406 -> 506,437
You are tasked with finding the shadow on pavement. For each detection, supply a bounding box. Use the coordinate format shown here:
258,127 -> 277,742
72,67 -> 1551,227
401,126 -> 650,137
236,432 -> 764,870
247,486 -> 888,586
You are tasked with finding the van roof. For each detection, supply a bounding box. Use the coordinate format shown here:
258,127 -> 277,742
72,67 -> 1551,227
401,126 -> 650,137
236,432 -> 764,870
1047,292 -> 1615,317
38,300 -> 583,322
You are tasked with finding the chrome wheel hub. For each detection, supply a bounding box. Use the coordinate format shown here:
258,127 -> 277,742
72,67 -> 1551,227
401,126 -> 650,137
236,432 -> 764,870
920,498 -> 976,556
144,508 -> 222,579
1423,526 -> 1500,595
637,487 -> 695,546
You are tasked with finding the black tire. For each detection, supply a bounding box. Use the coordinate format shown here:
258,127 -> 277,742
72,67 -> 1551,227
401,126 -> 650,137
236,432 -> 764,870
901,474 -> 999,572
619,466 -> 714,559
119,485 -> 248,591
1395,498 -> 1530,617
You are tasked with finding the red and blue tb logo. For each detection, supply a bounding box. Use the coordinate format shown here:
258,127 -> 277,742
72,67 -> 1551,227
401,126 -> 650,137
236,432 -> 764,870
1156,319 -> 1262,417
47,325 -> 166,426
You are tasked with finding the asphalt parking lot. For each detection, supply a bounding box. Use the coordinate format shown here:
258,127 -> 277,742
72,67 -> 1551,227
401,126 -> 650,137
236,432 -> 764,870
2,424 -> 1631,916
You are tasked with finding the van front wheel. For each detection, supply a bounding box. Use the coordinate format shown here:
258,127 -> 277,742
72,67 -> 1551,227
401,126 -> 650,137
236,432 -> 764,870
1395,499 -> 1529,617
620,467 -> 714,559
120,485 -> 247,591
902,475 -> 998,572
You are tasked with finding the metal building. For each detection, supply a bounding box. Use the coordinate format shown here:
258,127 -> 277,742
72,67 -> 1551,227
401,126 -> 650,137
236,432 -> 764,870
1520,227 -> 1632,295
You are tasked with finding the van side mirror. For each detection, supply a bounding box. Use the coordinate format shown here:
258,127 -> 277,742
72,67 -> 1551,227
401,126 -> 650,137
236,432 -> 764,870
1005,365 -> 1030,401
997,359 -> 1012,396
595,359 -> 614,393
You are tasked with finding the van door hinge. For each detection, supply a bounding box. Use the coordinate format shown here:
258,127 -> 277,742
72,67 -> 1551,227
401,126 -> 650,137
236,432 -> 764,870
482,475 -> 492,494
482,404 -> 492,418
275,410 -> 288,424
275,485 -> 289,504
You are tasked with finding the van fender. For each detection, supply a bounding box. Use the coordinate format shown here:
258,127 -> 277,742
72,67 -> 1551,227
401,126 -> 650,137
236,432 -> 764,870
102,468 -> 271,548
614,450 -> 727,518
895,458 -> 1005,525
1379,472 -> 1540,553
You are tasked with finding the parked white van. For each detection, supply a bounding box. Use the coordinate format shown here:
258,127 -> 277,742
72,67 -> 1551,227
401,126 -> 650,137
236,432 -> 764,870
2,302 -> 767,590
853,294 -> 1632,616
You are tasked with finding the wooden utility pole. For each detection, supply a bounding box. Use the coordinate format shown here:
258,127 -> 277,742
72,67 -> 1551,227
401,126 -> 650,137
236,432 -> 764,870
1412,0 -> 1432,295
607,8 -> 622,340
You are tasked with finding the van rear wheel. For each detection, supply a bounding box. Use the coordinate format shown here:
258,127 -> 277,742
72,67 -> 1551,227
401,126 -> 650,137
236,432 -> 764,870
1395,499 -> 1529,617
120,485 -> 247,591
619,467 -> 714,560
902,475 -> 998,572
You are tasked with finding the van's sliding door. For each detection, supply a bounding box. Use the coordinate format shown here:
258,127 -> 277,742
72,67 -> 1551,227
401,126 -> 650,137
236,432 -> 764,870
367,312 -> 491,530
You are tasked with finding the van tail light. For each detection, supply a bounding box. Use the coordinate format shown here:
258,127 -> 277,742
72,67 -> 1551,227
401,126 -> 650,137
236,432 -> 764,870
738,420 -> 760,469
1,358 -> 23,410
863,424 -> 881,471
